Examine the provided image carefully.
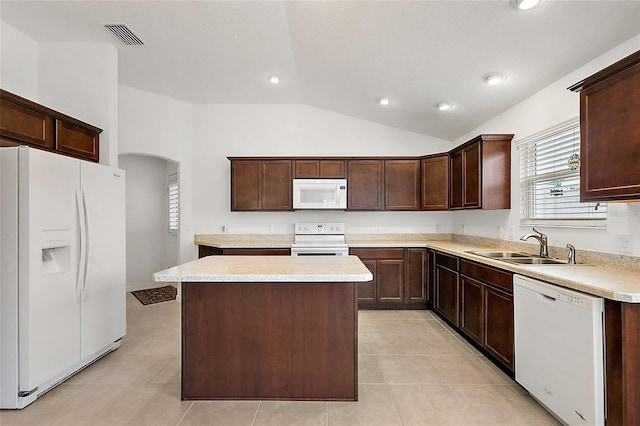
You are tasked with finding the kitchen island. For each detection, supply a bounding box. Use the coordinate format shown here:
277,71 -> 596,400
153,255 -> 372,402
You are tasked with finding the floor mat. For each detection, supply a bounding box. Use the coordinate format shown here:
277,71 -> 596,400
131,285 -> 177,305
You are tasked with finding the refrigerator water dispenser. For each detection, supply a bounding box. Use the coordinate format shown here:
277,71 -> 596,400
41,230 -> 71,275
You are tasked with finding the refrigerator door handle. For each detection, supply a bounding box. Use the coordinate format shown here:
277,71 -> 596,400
81,188 -> 90,299
75,187 -> 86,303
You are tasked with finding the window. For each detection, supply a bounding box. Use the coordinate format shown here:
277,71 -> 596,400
168,172 -> 179,233
518,119 -> 606,227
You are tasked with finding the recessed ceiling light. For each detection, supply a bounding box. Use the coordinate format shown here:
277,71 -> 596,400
268,75 -> 280,84
511,0 -> 545,10
378,97 -> 391,106
436,102 -> 453,111
483,72 -> 508,85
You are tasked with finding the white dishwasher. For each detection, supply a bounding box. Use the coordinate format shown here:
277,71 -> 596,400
513,274 -> 605,426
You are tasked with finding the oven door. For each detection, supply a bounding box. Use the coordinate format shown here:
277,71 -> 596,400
290,246 -> 349,256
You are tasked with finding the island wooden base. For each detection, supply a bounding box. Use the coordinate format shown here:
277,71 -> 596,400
181,281 -> 358,401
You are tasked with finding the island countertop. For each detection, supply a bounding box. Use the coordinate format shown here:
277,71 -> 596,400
153,255 -> 373,283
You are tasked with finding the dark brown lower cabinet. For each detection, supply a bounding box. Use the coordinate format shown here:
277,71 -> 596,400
604,300 -> 640,426
483,285 -> 514,371
377,259 -> 404,303
434,252 -> 459,326
405,248 -> 427,303
357,259 -> 377,304
198,245 -> 291,258
458,259 -> 514,372
426,249 -> 436,308
432,252 -> 514,373
350,247 -> 426,309
460,276 -> 483,343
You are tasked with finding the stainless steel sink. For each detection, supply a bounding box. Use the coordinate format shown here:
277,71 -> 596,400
501,257 -> 568,265
465,250 -> 569,265
466,250 -> 531,258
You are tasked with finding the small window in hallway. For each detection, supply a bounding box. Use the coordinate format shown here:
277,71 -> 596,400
168,172 -> 179,233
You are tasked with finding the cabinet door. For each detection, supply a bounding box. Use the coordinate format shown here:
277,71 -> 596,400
405,248 -> 426,303
460,275 -> 484,345
421,155 -> 449,210
377,259 -> 404,303
484,285 -> 514,371
449,150 -> 463,209
347,160 -> 384,210
56,119 -> 99,162
427,250 -> 436,307
462,142 -> 481,208
0,98 -> 54,149
579,60 -> 640,201
357,259 -> 377,303
231,160 -> 262,211
294,160 -> 320,178
320,160 -> 346,178
261,160 -> 292,210
385,159 -> 420,210
435,265 -> 459,326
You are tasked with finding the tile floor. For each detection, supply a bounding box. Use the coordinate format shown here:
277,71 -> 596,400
1,293 -> 560,425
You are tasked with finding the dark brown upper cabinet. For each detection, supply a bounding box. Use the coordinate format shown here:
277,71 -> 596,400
569,50 -> 640,202
1,89 -> 101,162
449,134 -> 513,210
294,159 -> 346,178
230,159 -> 292,211
385,159 -> 420,210
347,159 -> 384,210
421,154 -> 449,210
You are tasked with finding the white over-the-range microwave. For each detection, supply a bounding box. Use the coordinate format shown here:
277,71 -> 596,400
292,179 -> 347,210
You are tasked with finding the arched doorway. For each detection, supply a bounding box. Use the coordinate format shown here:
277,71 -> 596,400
118,154 -> 180,291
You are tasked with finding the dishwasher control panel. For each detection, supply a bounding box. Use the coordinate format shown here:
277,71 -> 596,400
556,290 -> 588,307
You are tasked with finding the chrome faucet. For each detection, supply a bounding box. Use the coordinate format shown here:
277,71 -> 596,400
520,228 -> 549,257
566,244 -> 576,264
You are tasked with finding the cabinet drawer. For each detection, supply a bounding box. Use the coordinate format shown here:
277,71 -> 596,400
435,252 -> 458,271
460,260 -> 512,292
350,248 -> 404,260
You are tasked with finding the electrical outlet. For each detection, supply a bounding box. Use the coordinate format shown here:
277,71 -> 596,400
618,233 -> 631,252
435,223 -> 441,232
222,224 -> 228,233
462,225 -> 467,235
507,227 -> 514,240
496,226 -> 503,239
376,224 -> 381,233
267,224 -> 273,233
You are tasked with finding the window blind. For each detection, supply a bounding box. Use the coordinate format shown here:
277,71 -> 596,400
518,119 -> 606,225
168,173 -> 179,233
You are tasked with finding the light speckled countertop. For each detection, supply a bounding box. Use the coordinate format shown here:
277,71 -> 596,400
423,241 -> 640,303
194,233 -> 640,302
153,255 -> 373,283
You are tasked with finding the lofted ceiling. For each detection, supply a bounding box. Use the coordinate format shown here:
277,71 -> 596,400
1,1 -> 639,141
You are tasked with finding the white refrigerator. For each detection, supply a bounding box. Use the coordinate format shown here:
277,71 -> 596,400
0,146 -> 126,409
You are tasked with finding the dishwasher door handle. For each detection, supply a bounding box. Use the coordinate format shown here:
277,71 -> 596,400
540,294 -> 557,302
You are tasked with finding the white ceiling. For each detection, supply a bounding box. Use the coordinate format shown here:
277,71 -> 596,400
1,1 -> 639,140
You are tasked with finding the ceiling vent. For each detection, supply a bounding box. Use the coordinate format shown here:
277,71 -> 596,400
103,24 -> 144,46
